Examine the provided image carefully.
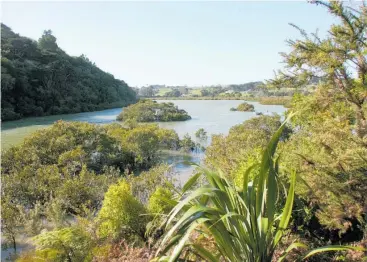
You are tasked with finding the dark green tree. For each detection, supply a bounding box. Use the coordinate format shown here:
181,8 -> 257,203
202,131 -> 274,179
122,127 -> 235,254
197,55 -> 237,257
1,24 -> 137,121
38,30 -> 58,51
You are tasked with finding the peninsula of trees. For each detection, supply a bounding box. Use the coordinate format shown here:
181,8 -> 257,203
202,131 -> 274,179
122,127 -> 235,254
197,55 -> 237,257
1,24 -> 137,121
117,99 -> 191,122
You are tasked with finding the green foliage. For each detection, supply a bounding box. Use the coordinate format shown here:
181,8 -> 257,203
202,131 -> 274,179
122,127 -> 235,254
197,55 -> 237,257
1,198 -> 23,253
38,30 -> 58,51
157,118 -> 298,261
2,121 -> 179,218
267,1 -> 367,137
152,81 -> 297,99
117,99 -> 191,122
1,23 -> 137,121
230,102 -> 255,112
195,128 -> 207,140
205,115 -> 291,179
148,187 -> 175,215
31,226 -> 94,262
106,123 -> 180,169
127,164 -> 176,204
165,89 -> 182,97
97,180 -> 148,240
45,197 -> 69,229
259,96 -> 292,108
266,1 -> 367,232
180,134 -> 196,152
280,92 -> 367,232
20,202 -> 44,236
139,86 -> 158,97
154,96 -> 245,101
156,119 -> 363,261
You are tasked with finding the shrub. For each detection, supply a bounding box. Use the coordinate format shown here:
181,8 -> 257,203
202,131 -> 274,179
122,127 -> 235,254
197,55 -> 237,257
230,102 -> 255,112
29,226 -> 94,262
180,134 -> 196,152
127,164 -> 176,205
97,180 -> 148,240
117,100 -> 191,122
148,187 -> 175,215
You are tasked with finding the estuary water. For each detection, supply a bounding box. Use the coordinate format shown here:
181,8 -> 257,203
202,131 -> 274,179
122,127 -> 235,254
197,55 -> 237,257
1,100 -> 286,181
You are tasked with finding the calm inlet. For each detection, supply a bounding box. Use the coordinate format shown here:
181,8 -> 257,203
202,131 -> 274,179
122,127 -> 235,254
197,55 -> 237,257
1,100 -> 286,182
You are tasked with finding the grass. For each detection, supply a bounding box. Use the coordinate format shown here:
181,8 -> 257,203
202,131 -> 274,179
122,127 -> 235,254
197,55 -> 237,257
156,88 -> 204,97
188,89 -> 202,96
157,88 -> 173,96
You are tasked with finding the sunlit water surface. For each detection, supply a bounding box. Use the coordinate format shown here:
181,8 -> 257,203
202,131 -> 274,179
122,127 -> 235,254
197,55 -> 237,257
1,100 -> 286,182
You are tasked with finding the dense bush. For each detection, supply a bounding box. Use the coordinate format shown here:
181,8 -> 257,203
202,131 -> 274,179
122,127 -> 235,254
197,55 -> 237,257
230,102 -> 255,112
1,121 -> 180,214
97,180 -> 148,240
31,226 -> 94,262
127,164 -> 176,205
157,122 -> 363,261
117,99 -> 191,122
1,24 -> 137,121
205,115 -> 291,180
148,187 -> 175,215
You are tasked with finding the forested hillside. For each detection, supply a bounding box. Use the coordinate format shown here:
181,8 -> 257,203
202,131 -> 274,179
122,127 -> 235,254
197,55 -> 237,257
1,24 -> 137,121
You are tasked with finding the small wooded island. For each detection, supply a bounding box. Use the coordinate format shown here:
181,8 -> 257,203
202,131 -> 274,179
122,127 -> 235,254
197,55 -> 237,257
230,102 -> 255,112
117,99 -> 191,122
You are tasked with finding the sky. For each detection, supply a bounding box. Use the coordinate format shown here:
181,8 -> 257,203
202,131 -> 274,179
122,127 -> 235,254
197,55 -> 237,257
2,1 -> 336,87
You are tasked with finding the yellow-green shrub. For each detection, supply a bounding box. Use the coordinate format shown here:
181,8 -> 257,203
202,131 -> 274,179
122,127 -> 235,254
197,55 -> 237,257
97,180 -> 147,240
148,187 -> 175,214
27,226 -> 94,262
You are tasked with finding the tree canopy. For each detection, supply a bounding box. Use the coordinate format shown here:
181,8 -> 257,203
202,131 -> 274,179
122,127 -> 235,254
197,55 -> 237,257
117,99 -> 191,122
1,24 -> 137,121
1,121 -> 180,215
230,102 -> 255,112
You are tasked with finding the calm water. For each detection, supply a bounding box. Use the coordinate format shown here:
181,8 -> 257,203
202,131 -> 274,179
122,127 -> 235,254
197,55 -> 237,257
1,100 -> 286,181
1,100 -> 286,259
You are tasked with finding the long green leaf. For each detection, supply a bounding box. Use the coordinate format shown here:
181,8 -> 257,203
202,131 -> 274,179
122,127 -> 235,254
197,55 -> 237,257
278,242 -> 307,262
191,243 -> 220,262
303,245 -> 366,260
255,113 -> 292,219
182,172 -> 202,193
169,223 -> 198,262
274,170 -> 296,246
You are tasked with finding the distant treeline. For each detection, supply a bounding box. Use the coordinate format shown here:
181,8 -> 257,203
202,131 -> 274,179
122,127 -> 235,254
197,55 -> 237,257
150,96 -> 292,107
1,24 -> 137,121
147,96 -> 245,100
136,80 -> 316,98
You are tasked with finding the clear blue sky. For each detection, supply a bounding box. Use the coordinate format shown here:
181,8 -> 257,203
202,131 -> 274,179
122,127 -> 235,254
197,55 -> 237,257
2,1 -> 336,87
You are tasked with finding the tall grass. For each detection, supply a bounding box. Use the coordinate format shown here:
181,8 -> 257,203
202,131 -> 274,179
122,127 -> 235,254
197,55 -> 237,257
155,115 -> 364,262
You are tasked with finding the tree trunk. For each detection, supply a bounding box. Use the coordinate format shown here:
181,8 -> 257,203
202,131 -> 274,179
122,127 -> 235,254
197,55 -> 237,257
12,235 -> 17,254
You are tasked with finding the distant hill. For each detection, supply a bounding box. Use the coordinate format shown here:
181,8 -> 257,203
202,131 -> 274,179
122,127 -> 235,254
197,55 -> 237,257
137,82 -> 268,98
137,79 -> 315,98
1,24 -> 137,121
